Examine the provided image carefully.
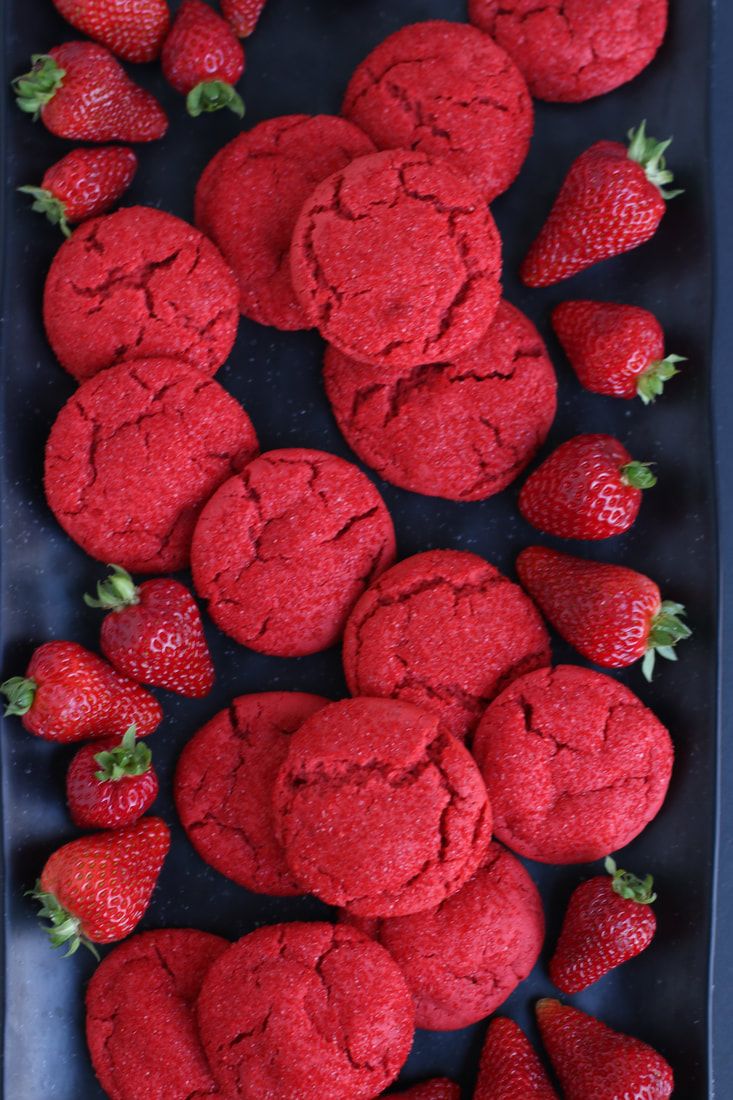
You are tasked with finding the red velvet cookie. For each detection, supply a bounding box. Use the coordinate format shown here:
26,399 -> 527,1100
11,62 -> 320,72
197,922 -> 414,1100
472,665 -> 674,863
195,115 -> 375,330
343,842 -> 543,1031
273,697 -> 492,917
45,357 -> 258,573
86,929 -> 229,1100
342,550 -> 551,741
468,0 -> 668,103
393,1082 -> 461,1100
290,149 -> 502,369
342,20 -> 533,202
43,206 -> 239,382
175,692 -> 329,895
324,300 -> 557,501
191,448 -> 395,656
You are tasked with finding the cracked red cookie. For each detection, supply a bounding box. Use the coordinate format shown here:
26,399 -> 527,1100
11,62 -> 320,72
343,841 -> 543,1031
194,115 -> 375,330
273,697 -> 492,917
472,665 -> 674,863
86,929 -> 229,1100
45,357 -> 258,573
197,921 -> 414,1100
393,1082 -> 461,1100
324,299 -> 557,501
290,149 -> 502,369
191,448 -> 395,656
342,550 -> 551,741
175,691 -> 330,895
468,0 -> 668,103
342,20 -> 533,202
43,206 -> 239,382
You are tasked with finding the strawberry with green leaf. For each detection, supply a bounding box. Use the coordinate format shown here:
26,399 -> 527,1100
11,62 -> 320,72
18,146 -> 137,237
161,0 -> 245,118
66,724 -> 159,830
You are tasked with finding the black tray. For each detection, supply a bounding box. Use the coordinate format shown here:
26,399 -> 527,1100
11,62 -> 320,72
0,0 -> 721,1096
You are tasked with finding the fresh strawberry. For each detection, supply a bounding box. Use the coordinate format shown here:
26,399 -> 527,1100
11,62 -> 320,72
553,301 -> 685,404
66,724 -> 159,830
161,0 -> 245,118
516,547 -> 691,680
474,1017 -> 558,1099
18,146 -> 137,238
51,0 -> 170,62
1,641 -> 162,743
521,122 -> 682,287
13,44 -> 168,142
519,434 -> 656,540
85,565 -> 214,698
550,857 -> 657,994
30,817 -> 170,957
221,0 -> 266,37
536,999 -> 674,1100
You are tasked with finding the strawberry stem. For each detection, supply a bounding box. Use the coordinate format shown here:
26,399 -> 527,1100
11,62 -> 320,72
642,600 -> 692,681
27,881 -> 100,960
637,354 -> 686,405
17,185 -> 70,237
84,565 -> 140,611
1,675 -> 37,716
186,80 -> 245,119
605,856 -> 657,905
94,724 -> 151,782
620,461 -> 657,490
13,55 -> 65,121
627,121 -> 683,200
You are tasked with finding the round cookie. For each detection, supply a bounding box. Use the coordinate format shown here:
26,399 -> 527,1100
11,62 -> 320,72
394,1083 -> 461,1100
468,0 -> 668,103
86,929 -> 229,1100
45,357 -> 258,573
191,448 -> 395,656
43,206 -> 239,382
342,550 -> 551,741
343,842 -> 544,1031
273,697 -> 493,917
472,665 -> 674,863
195,115 -> 375,330
197,922 -> 414,1100
175,692 -> 329,895
342,20 -> 533,202
324,299 -> 557,501
290,149 -> 502,369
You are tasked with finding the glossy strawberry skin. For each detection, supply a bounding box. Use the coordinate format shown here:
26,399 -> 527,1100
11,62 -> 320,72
37,146 -> 137,224
221,0 -> 266,37
162,0 -> 244,94
475,1017 -> 558,1099
521,141 -> 666,287
519,435 -> 645,540
553,301 -> 666,399
537,999 -> 674,1100
66,736 -> 159,830
52,0 -> 170,62
550,876 -> 656,994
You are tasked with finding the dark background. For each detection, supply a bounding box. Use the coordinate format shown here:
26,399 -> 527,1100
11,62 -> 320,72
1,0 -> 720,1096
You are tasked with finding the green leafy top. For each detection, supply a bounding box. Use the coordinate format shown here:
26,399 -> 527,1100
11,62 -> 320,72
13,55 -> 65,120
605,856 -> 656,905
27,881 -> 99,960
186,80 -> 245,119
627,121 -> 683,200
620,461 -> 657,490
94,724 -> 151,782
17,185 -> 70,237
642,601 -> 692,681
1,676 -> 37,716
637,354 -> 686,405
84,565 -> 140,612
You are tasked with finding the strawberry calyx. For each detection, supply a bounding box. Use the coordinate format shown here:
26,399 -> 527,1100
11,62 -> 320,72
84,564 -> 140,612
636,354 -> 686,404
13,55 -> 66,121
642,600 -> 692,681
186,80 -> 245,118
1,675 -> 37,716
605,856 -> 657,905
627,121 -> 683,201
27,881 -> 99,960
17,185 -> 70,237
620,461 -> 657,490
94,724 -> 151,782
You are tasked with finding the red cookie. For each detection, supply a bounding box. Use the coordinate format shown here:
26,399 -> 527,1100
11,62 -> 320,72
342,20 -> 533,202
191,448 -> 395,656
343,842 -> 544,1031
195,115 -> 375,330
175,692 -> 329,895
197,922 -> 415,1100
86,929 -> 229,1100
324,300 -> 557,501
468,0 -> 668,103
45,357 -> 258,573
472,665 -> 674,863
343,550 -> 551,741
273,697 -> 492,917
43,206 -> 239,382
290,149 -> 502,369
393,1083 -> 461,1100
